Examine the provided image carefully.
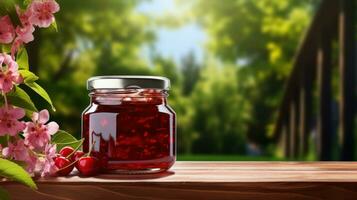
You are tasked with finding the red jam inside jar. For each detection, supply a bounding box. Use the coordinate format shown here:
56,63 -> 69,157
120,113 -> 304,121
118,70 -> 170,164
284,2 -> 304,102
82,76 -> 176,173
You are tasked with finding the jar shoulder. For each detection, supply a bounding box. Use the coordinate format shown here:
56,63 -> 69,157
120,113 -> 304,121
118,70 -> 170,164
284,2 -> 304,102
82,103 -> 175,116
82,103 -> 98,115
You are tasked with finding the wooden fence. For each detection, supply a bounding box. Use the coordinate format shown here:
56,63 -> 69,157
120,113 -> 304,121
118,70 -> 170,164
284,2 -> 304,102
273,0 -> 356,161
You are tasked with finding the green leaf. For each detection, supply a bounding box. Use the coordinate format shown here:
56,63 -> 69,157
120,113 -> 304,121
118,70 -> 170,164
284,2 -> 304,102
25,82 -> 55,111
0,0 -> 21,26
6,86 -> 37,112
0,187 -> 10,200
23,0 -> 32,7
16,48 -> 29,70
0,44 -> 11,53
50,20 -> 58,32
56,139 -> 84,154
0,158 -> 37,190
52,130 -> 82,151
0,136 -> 9,147
19,70 -> 39,83
52,130 -> 77,143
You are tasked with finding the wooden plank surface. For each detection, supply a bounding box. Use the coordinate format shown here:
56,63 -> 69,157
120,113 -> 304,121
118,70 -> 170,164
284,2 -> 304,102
2,161 -> 357,199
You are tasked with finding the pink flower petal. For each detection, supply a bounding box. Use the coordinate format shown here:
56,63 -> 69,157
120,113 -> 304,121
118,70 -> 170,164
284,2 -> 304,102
45,0 -> 60,13
38,109 -> 50,124
2,147 -> 9,157
0,54 -> 22,93
15,25 -> 34,44
10,107 -> 25,119
11,38 -> 23,58
0,16 -> 15,44
31,112 -> 39,123
47,121 -> 59,135
0,55 -> 4,64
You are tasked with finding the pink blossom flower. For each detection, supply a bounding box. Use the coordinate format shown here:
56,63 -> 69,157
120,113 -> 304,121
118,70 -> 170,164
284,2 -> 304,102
24,109 -> 59,149
10,38 -> 23,59
0,106 -> 26,136
15,6 -> 35,44
10,7 -> 35,57
26,152 -> 38,175
2,139 -> 28,161
0,15 -> 15,44
29,0 -> 60,28
15,25 -> 35,44
0,53 -> 23,93
39,143 -> 57,177
2,139 -> 39,175
16,5 -> 33,28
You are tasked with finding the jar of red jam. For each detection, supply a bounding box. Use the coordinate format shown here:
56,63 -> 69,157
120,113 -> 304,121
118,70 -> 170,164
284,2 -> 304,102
82,76 -> 176,173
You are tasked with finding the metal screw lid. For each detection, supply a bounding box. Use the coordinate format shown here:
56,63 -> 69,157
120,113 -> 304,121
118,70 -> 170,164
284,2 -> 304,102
87,76 -> 170,90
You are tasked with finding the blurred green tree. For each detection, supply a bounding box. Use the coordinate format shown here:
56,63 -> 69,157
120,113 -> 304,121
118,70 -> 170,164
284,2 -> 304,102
24,0 -> 322,158
181,51 -> 201,96
190,63 -> 249,154
177,0 -> 319,150
27,0 -> 154,136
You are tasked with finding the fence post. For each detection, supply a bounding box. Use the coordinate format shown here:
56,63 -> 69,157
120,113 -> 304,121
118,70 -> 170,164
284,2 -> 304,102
289,99 -> 299,159
338,0 -> 355,161
299,65 -> 313,157
317,33 -> 333,161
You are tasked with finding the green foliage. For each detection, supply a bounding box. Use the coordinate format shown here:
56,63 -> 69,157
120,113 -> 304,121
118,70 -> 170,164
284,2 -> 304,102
190,64 -> 248,154
30,0 -> 153,135
50,20 -> 58,32
51,130 -> 83,151
0,44 -> 11,53
0,0 -> 60,196
0,158 -> 37,190
6,86 -> 37,112
181,52 -> 200,96
23,0 -> 32,7
25,82 -> 55,111
0,0 -> 21,26
19,70 -> 39,83
17,48 -> 30,70
28,0 -> 318,158
176,0 -> 318,147
0,135 -> 9,147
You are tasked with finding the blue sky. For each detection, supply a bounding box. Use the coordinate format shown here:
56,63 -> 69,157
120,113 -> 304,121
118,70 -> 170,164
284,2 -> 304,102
136,0 -> 206,65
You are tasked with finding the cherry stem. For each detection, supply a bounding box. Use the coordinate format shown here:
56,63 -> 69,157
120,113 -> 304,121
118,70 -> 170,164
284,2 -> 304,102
65,139 -> 84,160
56,140 -> 96,175
56,159 -> 77,172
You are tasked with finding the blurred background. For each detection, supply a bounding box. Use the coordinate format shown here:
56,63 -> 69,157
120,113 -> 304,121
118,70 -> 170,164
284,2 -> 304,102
27,0 -> 357,161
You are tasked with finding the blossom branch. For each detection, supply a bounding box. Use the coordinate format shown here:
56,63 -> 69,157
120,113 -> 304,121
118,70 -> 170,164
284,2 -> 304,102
0,0 -> 60,177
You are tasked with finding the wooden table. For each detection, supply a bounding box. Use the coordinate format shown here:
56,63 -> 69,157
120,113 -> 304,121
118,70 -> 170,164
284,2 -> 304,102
2,161 -> 357,199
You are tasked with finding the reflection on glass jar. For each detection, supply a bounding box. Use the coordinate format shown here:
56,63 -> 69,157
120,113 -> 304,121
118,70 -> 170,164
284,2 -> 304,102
82,76 -> 176,174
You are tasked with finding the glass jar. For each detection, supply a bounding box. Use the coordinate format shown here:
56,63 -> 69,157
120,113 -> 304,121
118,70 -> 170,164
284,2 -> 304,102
82,76 -> 176,174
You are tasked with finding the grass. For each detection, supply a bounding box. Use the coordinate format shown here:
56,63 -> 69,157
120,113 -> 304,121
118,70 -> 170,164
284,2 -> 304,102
177,154 -> 286,161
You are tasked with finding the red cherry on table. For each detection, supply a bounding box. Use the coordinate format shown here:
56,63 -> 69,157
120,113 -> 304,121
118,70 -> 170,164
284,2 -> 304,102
59,146 -> 75,161
73,151 -> 85,169
77,156 -> 100,176
55,156 -> 74,176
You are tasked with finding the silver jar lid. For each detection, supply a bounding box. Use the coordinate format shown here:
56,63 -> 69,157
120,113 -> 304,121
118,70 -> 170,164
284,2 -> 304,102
87,76 -> 170,90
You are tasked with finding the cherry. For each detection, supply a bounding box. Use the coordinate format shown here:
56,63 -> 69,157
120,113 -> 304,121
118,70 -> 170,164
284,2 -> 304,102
55,156 -> 74,176
77,156 -> 100,176
59,146 -> 75,161
73,151 -> 85,169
